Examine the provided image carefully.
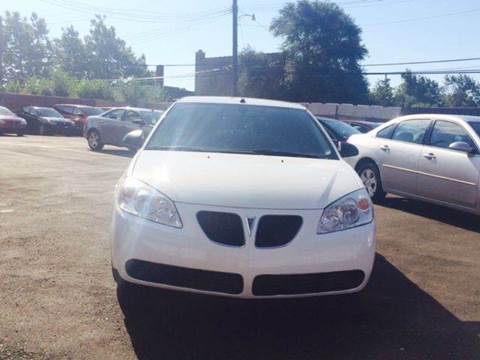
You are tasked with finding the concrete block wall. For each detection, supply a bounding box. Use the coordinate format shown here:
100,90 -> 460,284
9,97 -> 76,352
305,102 -> 401,122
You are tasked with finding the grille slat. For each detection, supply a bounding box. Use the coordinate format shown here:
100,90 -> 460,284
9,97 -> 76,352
197,211 -> 245,247
255,215 -> 303,248
252,270 -> 365,296
126,259 -> 244,294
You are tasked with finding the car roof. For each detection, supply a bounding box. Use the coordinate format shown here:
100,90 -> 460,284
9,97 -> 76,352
107,107 -> 163,112
343,119 -> 380,126
55,104 -> 97,108
393,114 -> 480,124
177,96 -> 306,110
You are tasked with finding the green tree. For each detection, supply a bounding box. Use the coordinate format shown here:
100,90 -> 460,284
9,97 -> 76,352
371,78 -> 395,106
270,0 -> 369,103
54,26 -> 87,78
238,47 -> 287,99
84,16 -> 149,80
443,74 -> 480,107
1,12 -> 52,84
395,71 -> 442,107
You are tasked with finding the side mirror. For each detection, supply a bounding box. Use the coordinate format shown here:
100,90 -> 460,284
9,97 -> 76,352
123,129 -> 144,151
449,141 -> 474,154
339,142 -> 359,158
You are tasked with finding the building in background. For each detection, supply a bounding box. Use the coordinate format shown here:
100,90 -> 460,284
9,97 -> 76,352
195,50 -> 234,96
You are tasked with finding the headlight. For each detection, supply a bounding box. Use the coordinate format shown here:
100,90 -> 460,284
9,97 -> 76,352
0,119 -> 5,125
317,189 -> 373,234
116,177 -> 182,228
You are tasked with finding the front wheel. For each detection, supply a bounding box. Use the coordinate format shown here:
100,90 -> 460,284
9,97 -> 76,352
357,162 -> 386,202
17,132 -> 24,137
87,130 -> 104,151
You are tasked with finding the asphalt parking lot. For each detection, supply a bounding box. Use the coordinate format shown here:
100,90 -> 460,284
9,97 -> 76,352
0,135 -> 479,360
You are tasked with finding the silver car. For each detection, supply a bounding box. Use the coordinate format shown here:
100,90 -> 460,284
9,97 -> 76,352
347,114 -> 480,215
84,107 -> 163,151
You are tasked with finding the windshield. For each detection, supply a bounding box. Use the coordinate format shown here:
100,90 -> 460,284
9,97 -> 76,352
139,110 -> 163,125
146,103 -> 336,159
319,118 -> 360,140
82,107 -> 103,116
0,107 -> 15,116
469,122 -> 480,137
37,108 -> 63,117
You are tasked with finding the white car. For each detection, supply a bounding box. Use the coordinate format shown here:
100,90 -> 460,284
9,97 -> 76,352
111,97 -> 376,298
347,114 -> 480,215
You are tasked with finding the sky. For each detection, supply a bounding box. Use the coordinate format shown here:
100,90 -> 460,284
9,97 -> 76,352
2,0 -> 480,91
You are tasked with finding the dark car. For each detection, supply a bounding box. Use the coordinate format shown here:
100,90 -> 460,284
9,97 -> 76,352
17,106 -> 75,135
0,106 -> 27,136
341,119 -> 382,133
317,117 -> 360,144
54,104 -> 103,135
85,107 -> 163,151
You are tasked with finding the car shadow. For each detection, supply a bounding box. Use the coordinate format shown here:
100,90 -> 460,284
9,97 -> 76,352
116,255 -> 479,360
99,149 -> 135,158
378,196 -> 480,233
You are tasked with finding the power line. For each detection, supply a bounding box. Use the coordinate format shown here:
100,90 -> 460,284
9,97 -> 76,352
363,57 -> 480,67
364,6 -> 480,26
39,0 -> 231,24
364,70 -> 480,76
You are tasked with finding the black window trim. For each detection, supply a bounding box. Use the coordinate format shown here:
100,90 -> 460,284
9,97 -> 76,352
104,109 -> 125,120
124,110 -> 141,122
384,118 -> 432,145
426,119 -> 479,154
375,123 -> 398,140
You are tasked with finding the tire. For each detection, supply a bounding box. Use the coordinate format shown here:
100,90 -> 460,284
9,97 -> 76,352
17,132 -> 24,137
87,130 -> 104,151
356,161 -> 386,202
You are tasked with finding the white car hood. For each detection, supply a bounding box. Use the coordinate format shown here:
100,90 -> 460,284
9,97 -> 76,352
131,151 -> 363,210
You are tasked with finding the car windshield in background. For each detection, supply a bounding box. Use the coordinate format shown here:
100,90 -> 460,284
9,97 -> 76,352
139,110 -> 163,125
319,117 -> 360,140
37,108 -> 63,117
83,107 -> 103,116
0,107 -> 15,116
146,103 -> 336,159
469,122 -> 480,137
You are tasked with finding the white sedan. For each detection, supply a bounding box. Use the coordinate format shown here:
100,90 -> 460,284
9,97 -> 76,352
111,97 -> 376,298
347,114 -> 480,215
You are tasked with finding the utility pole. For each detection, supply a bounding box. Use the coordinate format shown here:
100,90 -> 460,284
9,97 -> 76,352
232,0 -> 238,96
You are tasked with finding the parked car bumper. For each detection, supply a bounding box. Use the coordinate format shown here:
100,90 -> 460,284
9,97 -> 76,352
111,202 -> 376,299
0,121 -> 27,133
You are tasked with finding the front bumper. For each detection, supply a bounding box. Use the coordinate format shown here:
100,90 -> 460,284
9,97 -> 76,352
0,122 -> 26,133
111,202 -> 376,299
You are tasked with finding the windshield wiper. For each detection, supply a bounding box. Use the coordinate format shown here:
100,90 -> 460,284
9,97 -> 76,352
251,149 -> 326,159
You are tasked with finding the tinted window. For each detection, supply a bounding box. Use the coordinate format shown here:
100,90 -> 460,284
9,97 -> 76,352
37,108 -> 63,117
352,124 -> 368,133
430,121 -> 475,149
147,103 -> 336,159
125,111 -> 141,122
138,110 -> 163,125
104,109 -> 124,120
377,124 -> 396,139
82,107 -> 102,116
392,120 -> 430,144
318,118 -> 359,141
